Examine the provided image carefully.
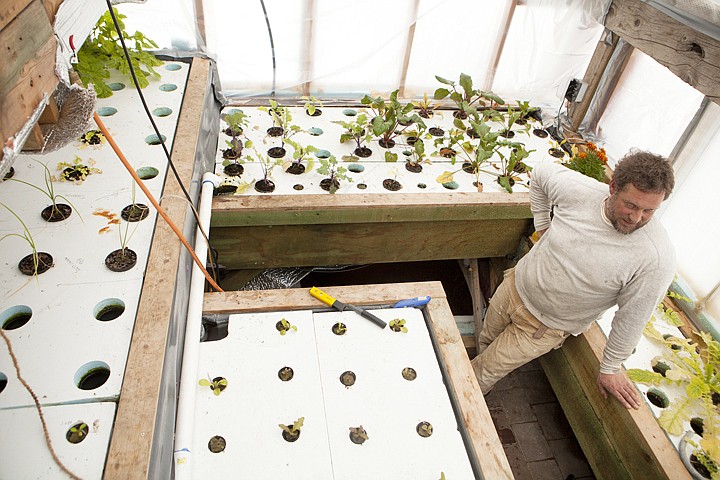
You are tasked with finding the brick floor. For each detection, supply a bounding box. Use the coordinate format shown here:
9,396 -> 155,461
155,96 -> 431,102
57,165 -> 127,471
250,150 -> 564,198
487,358 -> 596,480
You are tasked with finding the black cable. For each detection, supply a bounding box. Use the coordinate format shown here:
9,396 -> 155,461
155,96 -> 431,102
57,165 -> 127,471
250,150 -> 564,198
103,2 -> 219,282
259,0 -> 277,96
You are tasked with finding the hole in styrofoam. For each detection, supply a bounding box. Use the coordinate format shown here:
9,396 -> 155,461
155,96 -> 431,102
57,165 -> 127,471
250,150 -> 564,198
0,371 -> 7,394
418,183 -> 427,189
646,387 -> 669,408
66,421 -> 89,444
314,149 -> 331,159
208,435 -> 226,453
416,421 -> 433,437
349,426 -> 368,445
691,417 -> 704,436
93,299 -> 126,322
145,134 -> 167,145
108,82 -> 125,91
332,322 -> 347,335
278,366 -> 294,381
121,203 -> 150,222
402,367 -> 417,381
74,361 -> 111,390
97,107 -> 118,116
152,107 -> 172,117
340,371 -> 356,387
1,305 -> 32,330
347,164 -> 364,173
293,184 -> 304,191
357,183 -> 367,190
165,63 -> 182,71
308,127 -> 323,136
343,109 -> 357,116
160,84 -> 177,92
136,167 -> 159,180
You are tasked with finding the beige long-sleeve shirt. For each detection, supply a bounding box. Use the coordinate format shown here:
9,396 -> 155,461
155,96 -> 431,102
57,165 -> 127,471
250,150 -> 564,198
515,162 -> 676,373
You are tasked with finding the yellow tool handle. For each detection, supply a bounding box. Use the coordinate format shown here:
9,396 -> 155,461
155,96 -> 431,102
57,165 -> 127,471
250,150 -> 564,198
309,286 -> 336,307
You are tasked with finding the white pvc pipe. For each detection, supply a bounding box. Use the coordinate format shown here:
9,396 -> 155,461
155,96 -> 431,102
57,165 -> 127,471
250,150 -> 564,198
173,172 -> 221,479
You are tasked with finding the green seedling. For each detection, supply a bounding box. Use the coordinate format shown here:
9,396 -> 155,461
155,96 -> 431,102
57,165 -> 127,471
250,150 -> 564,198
279,417 -> 304,435
8,159 -> 79,221
317,156 -> 351,194
389,318 -> 408,333
302,95 -> 323,116
57,156 -> 101,184
198,376 -> 228,396
0,202 -> 43,277
277,318 -> 297,335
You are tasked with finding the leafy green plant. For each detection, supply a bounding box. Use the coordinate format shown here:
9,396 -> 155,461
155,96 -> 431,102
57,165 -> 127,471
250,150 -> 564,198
302,95 -> 323,116
283,138 -> 316,174
317,156 -> 351,194
279,417 -> 305,440
434,73 -> 505,121
361,89 -> 425,157
8,159 -> 78,221
492,143 -> 533,193
276,318 -> 297,335
57,155 -> 101,184
389,318 -> 408,333
75,8 -> 162,98
627,314 -> 720,476
69,423 -> 88,438
413,93 -> 437,119
221,109 -> 252,161
246,147 -> 282,185
333,113 -> 372,157
198,376 -> 228,396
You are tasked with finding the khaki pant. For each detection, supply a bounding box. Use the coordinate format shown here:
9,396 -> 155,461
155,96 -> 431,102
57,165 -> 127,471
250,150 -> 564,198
471,268 -> 569,393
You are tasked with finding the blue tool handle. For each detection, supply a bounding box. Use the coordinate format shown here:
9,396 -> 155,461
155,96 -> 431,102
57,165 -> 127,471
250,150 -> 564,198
393,296 -> 431,308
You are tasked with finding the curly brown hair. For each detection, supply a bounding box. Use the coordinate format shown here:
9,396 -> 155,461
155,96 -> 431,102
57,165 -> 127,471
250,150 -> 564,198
613,150 -> 674,200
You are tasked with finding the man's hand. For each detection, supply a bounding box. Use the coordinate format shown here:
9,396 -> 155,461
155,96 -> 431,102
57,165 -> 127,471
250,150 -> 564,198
597,372 -> 641,409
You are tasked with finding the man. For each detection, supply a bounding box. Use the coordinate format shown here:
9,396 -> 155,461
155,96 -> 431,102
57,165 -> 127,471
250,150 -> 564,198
471,150 -> 676,409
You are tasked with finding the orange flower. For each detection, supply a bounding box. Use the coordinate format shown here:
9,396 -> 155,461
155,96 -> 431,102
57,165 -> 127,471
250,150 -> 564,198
586,142 -> 596,151
578,152 -> 587,159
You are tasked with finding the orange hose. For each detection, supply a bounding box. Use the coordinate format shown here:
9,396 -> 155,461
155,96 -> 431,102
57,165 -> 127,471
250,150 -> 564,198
94,112 -> 224,292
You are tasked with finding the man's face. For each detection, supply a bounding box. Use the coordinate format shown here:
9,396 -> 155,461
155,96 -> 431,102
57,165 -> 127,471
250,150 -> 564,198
606,181 -> 665,234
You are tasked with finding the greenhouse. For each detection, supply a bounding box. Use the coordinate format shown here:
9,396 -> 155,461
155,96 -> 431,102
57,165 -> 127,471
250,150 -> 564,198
1,0 -> 719,478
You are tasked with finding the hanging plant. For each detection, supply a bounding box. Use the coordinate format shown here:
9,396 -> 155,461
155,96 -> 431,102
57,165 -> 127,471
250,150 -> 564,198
75,8 -> 162,98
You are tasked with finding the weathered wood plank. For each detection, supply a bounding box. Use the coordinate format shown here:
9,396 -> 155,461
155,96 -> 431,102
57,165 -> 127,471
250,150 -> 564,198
211,218 -> 531,269
0,0 -> 57,155
605,0 -> 720,104
104,58 -> 211,480
425,291 -> 514,480
543,325 -> 691,480
211,192 -> 531,227
203,281 -> 513,480
0,0 -> 32,31
569,30 -> 619,130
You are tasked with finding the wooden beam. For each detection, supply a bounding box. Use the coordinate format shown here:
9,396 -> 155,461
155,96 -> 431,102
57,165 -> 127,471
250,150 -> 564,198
568,30 -> 619,131
211,217 -> 531,269
0,0 -> 58,159
104,58 -> 211,480
202,281 -> 513,479
605,0 -> 720,105
0,0 -> 32,31
541,324 -> 692,480
212,192 -> 531,227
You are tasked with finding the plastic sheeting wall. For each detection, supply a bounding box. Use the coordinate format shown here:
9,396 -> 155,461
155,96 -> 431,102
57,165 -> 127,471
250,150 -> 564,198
119,0 -> 608,107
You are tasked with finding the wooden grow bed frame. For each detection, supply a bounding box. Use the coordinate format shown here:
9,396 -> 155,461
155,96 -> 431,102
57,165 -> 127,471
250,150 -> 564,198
211,193 -> 532,270
202,280 -> 514,480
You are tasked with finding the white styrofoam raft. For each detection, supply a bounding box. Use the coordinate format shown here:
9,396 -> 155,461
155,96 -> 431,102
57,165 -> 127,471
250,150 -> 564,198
0,62 -> 187,413
0,402 -> 116,479
189,307 -> 475,479
214,106 -> 564,195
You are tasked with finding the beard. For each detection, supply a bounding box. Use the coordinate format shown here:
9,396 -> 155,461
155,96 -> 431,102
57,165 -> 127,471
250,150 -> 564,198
605,197 -> 650,235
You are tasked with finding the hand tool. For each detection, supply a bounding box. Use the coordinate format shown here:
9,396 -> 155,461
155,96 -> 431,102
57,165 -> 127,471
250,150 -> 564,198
393,296 -> 431,308
309,287 -> 387,329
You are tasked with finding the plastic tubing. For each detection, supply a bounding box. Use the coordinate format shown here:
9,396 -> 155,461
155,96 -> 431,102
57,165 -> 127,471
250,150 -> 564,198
173,171 -> 220,478
93,112 -> 223,292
